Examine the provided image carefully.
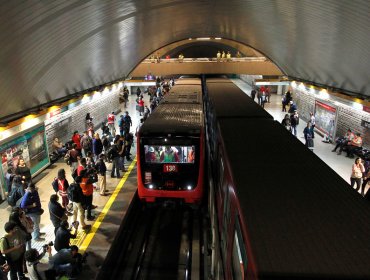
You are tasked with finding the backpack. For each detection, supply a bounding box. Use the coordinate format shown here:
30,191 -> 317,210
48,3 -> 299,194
72,169 -> 82,183
7,188 -> 22,207
107,145 -> 118,160
52,178 -> 59,193
67,183 -> 81,202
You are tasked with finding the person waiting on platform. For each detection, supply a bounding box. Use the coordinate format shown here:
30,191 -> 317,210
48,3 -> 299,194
25,246 -> 54,280
350,157 -> 365,193
290,111 -> 299,137
303,122 -> 314,151
216,51 -> 221,62
51,245 -> 85,278
288,100 -> 297,114
281,114 -> 292,132
15,158 -> 32,185
54,220 -> 78,252
53,137 -> 67,155
332,128 -> 354,154
345,133 -> 363,158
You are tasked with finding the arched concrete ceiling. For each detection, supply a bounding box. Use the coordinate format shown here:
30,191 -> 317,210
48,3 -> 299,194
1,0 -> 370,120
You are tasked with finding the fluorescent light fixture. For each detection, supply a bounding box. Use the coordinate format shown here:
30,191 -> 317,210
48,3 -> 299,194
291,81 -> 297,88
215,37 -> 222,40
188,38 -> 192,40
319,89 -> 329,99
352,102 -> 363,110
196,37 -> 211,40
298,83 -> 305,91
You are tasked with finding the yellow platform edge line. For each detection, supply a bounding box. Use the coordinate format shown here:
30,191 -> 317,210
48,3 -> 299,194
78,158 -> 137,252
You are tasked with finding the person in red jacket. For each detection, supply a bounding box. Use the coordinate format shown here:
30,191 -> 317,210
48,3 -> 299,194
71,131 -> 82,155
138,97 -> 144,116
77,158 -> 95,221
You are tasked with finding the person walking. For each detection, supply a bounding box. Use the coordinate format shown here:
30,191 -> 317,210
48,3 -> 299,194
20,183 -> 45,242
350,158 -> 365,193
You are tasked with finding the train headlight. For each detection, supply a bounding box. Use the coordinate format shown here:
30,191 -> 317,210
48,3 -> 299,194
149,184 -> 154,189
187,185 -> 192,190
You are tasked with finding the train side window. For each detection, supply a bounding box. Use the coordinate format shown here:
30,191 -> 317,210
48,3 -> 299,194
221,185 -> 230,257
232,217 -> 248,280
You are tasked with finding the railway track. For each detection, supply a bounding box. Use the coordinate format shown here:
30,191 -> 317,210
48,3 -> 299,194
97,193 -> 204,280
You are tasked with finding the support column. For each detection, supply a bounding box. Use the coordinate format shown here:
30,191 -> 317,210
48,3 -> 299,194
277,85 -> 283,95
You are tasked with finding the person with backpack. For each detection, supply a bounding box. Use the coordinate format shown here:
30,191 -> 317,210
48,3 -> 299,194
118,115 -> 125,136
77,159 -> 95,221
9,211 -> 32,251
20,183 -> 45,242
0,221 -> 27,280
107,140 -> 121,178
95,154 -> 107,196
68,181 -> 90,231
52,169 -> 70,210
123,111 -> 132,135
71,131 -> 82,156
7,176 -> 24,207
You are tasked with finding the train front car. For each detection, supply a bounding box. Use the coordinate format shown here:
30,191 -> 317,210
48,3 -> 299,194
137,88 -> 204,205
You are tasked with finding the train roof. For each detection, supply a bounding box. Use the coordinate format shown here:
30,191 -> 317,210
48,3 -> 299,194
175,78 -> 202,85
206,77 -> 233,83
139,103 -> 203,135
218,118 -> 370,278
206,81 -> 273,119
162,84 -> 203,104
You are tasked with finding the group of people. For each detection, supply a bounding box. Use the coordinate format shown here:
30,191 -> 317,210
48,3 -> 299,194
216,50 -> 232,62
1,168 -> 87,279
250,85 -> 271,108
331,128 -> 363,158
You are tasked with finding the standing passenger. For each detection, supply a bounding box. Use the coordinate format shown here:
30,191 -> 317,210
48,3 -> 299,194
290,111 -> 299,137
350,158 -> 365,193
303,122 -> 314,151
107,112 -> 116,136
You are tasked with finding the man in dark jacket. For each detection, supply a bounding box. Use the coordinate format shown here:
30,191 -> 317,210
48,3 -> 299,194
48,194 -> 67,236
69,181 -> 90,231
108,141 -> 121,178
54,221 -> 78,252
95,154 -> 107,196
20,183 -> 45,241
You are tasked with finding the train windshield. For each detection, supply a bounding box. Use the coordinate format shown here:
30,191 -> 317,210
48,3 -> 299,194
144,145 -> 195,163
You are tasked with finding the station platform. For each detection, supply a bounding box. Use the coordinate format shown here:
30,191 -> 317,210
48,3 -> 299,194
0,92 -> 149,278
0,78 -> 367,279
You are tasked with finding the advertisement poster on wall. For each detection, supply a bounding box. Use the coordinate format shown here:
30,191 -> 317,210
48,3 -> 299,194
0,125 -> 49,197
314,100 -> 337,140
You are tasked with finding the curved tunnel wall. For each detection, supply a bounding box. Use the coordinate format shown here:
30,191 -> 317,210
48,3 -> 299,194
1,1 -> 370,120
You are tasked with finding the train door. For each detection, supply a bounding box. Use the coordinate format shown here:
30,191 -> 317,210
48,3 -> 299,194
231,216 -> 248,279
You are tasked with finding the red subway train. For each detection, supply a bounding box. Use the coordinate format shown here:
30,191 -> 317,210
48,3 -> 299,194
204,78 -> 370,279
137,78 -> 205,204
